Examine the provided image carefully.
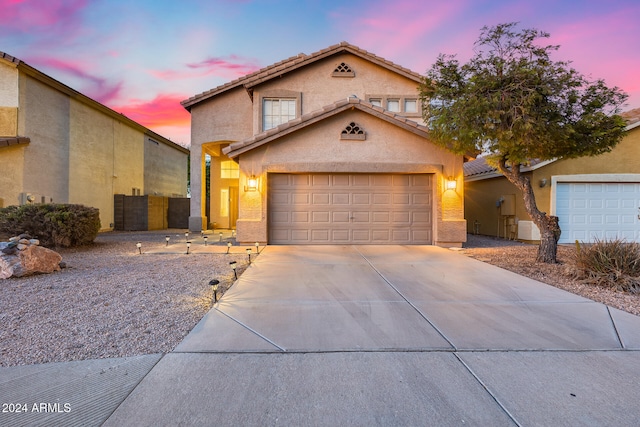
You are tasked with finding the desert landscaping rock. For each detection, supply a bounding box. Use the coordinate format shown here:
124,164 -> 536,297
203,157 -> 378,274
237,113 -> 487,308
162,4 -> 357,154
0,237 -> 62,279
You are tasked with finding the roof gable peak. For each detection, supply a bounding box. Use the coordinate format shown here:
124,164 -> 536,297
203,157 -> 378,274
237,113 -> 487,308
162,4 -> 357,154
181,42 -> 422,110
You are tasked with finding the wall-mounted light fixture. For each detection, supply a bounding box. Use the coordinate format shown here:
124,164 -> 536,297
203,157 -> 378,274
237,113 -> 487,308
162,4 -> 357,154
244,175 -> 258,192
446,177 -> 457,191
539,178 -> 548,188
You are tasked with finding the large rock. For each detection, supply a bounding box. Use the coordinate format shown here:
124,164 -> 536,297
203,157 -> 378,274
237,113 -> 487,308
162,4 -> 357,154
0,239 -> 62,279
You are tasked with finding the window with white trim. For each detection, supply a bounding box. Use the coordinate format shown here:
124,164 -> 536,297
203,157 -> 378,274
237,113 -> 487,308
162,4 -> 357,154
369,98 -> 382,107
263,98 -> 296,130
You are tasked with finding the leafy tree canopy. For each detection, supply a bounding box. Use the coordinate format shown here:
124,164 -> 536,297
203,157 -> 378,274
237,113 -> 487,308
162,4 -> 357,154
419,22 -> 628,167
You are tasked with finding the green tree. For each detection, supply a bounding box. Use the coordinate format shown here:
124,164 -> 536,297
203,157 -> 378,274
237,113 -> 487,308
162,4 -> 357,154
419,22 -> 628,263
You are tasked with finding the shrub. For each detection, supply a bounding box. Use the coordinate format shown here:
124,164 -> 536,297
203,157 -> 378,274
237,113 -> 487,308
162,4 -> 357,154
570,237 -> 640,293
0,203 -> 100,248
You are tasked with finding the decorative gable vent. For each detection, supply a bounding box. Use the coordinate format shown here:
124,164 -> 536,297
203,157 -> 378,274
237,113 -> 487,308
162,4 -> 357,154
341,122 -> 366,140
332,62 -> 355,77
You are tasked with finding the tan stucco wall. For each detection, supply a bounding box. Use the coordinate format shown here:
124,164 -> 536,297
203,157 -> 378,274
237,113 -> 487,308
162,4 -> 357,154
235,109 -> 465,246
1,66 -> 187,231
20,75 -> 71,203
144,136 -> 188,197
252,53 -> 424,134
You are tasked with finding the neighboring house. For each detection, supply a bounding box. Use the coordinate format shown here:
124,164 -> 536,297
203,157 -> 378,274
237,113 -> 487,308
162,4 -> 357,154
0,51 -> 189,230
182,42 -> 467,246
464,108 -> 640,243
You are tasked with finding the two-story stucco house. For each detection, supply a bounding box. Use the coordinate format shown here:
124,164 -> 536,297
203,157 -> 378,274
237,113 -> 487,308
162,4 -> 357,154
0,51 -> 189,230
182,42 -> 467,246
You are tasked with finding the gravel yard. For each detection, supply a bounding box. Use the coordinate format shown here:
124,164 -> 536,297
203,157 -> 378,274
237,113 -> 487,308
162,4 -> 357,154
1,231 -> 639,367
0,230 -> 252,367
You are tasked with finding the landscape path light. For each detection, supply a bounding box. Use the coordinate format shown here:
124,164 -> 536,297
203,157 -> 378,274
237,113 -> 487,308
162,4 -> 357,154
209,279 -> 220,303
203,235 -> 208,246
246,247 -> 252,264
219,232 -> 223,242
255,242 -> 260,253
226,242 -> 232,254
136,242 -> 142,254
185,231 -> 189,241
186,241 -> 191,254
165,235 -> 170,246
230,261 -> 237,280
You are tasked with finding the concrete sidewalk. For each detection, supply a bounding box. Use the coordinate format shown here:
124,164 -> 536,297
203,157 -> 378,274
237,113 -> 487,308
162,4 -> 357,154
2,245 -> 640,426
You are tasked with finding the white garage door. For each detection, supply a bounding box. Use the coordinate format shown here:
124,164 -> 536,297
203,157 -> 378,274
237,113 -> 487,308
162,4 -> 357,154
268,173 -> 433,244
556,182 -> 640,243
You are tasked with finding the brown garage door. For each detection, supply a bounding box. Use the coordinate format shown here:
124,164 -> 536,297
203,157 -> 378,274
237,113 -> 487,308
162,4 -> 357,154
268,173 -> 432,244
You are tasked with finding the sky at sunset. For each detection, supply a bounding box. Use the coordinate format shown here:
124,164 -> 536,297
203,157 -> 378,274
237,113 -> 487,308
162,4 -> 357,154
2,0 -> 638,146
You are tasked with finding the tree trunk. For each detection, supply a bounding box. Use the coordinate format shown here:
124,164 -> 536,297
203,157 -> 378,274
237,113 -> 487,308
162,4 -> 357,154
497,158 -> 560,263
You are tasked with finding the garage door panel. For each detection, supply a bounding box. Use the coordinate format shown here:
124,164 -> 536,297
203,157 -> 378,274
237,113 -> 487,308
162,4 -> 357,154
332,193 -> 349,204
312,211 -> 330,222
352,175 -> 371,186
292,212 -> 309,223
373,194 -> 391,204
331,175 -> 349,186
393,193 -> 410,204
312,193 -> 330,205
292,193 -> 309,204
557,182 -> 640,243
372,212 -> 390,223
269,173 -> 433,244
332,230 -> 350,241
353,193 -> 370,204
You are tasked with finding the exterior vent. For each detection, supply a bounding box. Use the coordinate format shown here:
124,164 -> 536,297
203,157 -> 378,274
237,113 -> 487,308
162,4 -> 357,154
332,62 -> 355,77
340,122 -> 366,140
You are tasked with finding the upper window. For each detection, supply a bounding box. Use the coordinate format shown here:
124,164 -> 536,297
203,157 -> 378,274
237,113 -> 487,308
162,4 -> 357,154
367,95 -> 421,116
220,160 -> 239,179
404,99 -> 418,113
263,98 -> 296,130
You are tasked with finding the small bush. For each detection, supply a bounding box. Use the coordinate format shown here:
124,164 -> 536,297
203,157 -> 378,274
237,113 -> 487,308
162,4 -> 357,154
570,237 -> 640,293
0,203 -> 100,248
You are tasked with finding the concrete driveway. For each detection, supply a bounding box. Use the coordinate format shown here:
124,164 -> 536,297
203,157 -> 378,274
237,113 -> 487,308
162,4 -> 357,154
5,245 -> 639,426
101,245 -> 640,426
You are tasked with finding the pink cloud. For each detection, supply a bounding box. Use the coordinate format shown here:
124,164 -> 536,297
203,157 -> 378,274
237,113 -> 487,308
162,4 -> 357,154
150,55 -> 261,81
0,0 -> 88,33
112,94 -> 191,129
25,56 -> 123,104
332,0 -> 467,69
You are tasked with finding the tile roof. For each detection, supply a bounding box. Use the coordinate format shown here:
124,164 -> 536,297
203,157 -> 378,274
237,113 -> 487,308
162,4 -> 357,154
621,108 -> 640,127
181,41 -> 423,110
223,96 -> 430,158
